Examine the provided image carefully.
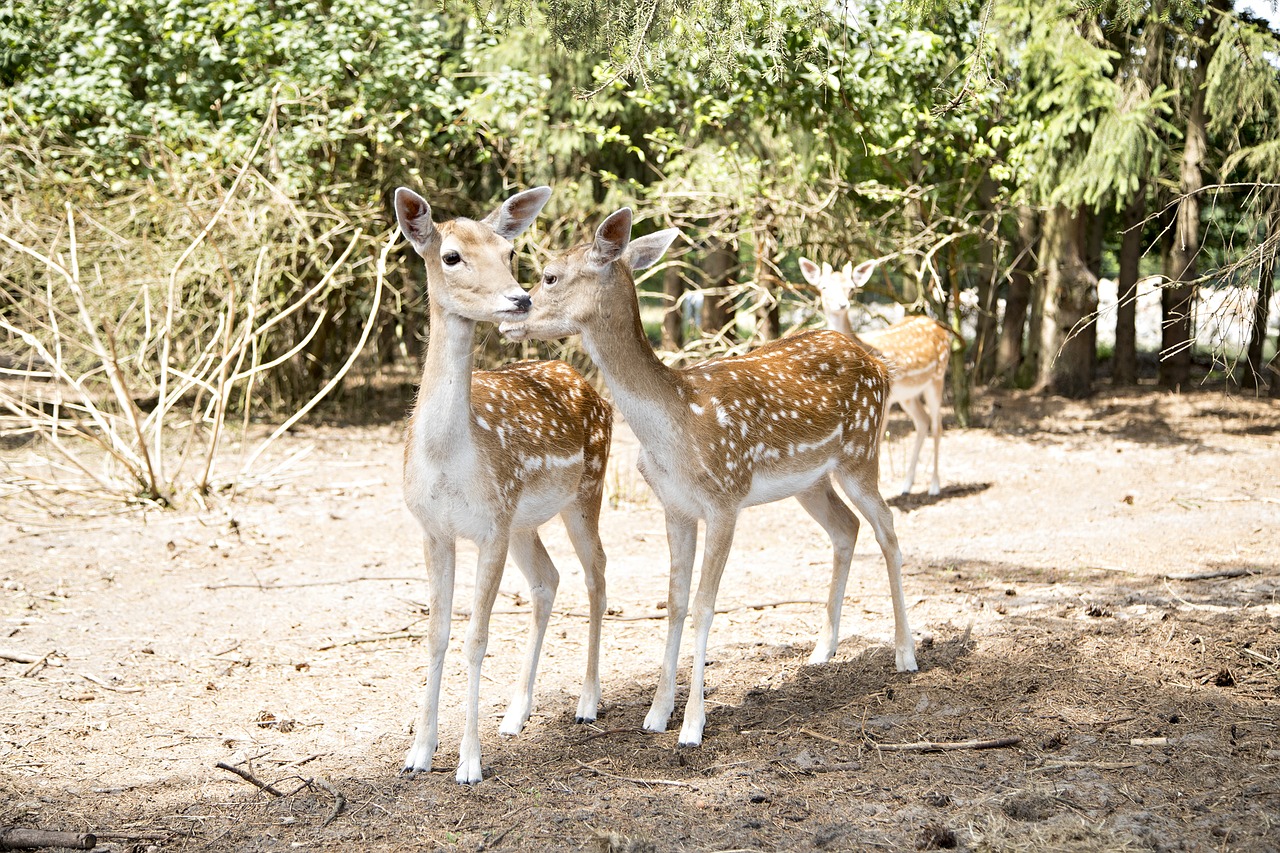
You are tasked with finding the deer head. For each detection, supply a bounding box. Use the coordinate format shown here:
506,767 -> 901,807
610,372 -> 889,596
800,257 -> 876,320
394,185 -> 551,324
501,208 -> 680,343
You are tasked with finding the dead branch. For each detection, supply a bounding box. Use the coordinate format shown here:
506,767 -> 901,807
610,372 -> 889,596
574,760 -> 694,789
308,777 -> 345,826
0,828 -> 96,851
214,761 -> 285,796
1163,568 -> 1253,581
872,736 -> 1022,752
0,651 -> 41,664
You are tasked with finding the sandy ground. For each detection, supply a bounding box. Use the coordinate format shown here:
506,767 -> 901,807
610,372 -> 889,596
2,387 -> 1279,852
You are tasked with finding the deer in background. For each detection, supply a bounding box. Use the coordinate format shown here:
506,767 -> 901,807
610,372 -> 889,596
394,186 -> 612,784
801,258 -> 951,497
502,209 -> 916,748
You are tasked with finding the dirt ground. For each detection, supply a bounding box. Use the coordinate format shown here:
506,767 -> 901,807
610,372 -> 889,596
2,386 -> 1279,852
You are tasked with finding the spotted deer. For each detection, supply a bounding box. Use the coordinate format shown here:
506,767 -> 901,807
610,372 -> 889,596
393,186 -> 612,784
501,209 -> 916,747
801,258 -> 951,497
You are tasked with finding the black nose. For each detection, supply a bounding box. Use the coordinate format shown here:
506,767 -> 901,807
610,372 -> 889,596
509,293 -> 532,311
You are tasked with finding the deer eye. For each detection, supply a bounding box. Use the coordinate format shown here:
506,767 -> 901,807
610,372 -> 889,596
542,273 -> 558,287
442,251 -> 462,267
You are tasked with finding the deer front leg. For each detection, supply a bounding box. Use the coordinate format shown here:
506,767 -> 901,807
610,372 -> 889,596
561,502 -> 607,723
404,535 -> 456,775
644,513 -> 697,734
678,511 -> 738,747
457,535 -> 509,784
499,529 -> 559,737
795,481 -> 859,664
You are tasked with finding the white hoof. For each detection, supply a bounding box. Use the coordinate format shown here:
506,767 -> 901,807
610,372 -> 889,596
897,646 -> 918,673
498,703 -> 530,737
642,706 -> 671,733
455,757 -> 483,785
677,720 -> 704,747
402,741 -> 434,775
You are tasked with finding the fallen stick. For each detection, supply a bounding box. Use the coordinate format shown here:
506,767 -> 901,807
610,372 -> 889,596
1163,568 -> 1253,581
79,672 -> 144,693
0,651 -> 41,664
0,828 -> 96,851
873,736 -> 1022,753
309,777 -> 345,826
574,760 -> 693,789
214,761 -> 284,796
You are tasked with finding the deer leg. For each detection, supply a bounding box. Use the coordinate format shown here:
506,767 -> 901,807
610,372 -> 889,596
923,378 -> 944,496
404,535 -> 456,776
678,511 -> 739,747
456,535 -> 510,784
836,468 -> 917,673
499,529 -> 559,737
795,481 -> 860,664
561,501 -> 607,723
644,512 -> 697,734
897,396 -> 931,496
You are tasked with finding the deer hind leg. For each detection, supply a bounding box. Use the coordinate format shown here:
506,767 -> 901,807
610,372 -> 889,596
795,480 -> 860,664
898,396 -> 931,496
404,535 -> 456,776
835,466 -> 917,673
499,529 -> 560,738
560,499 -> 607,723
644,512 -> 697,734
923,377 -> 944,496
456,535 -> 510,784
678,511 -> 739,747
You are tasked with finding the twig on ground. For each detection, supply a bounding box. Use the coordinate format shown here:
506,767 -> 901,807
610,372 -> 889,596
574,760 -> 693,789
78,672 -> 144,693
1163,567 -> 1254,581
206,575 -> 422,590
309,777 -> 345,826
872,736 -> 1022,752
1035,760 -> 1140,771
317,631 -> 426,651
0,828 -> 96,851
21,654 -> 51,678
214,761 -> 285,796
0,651 -> 41,664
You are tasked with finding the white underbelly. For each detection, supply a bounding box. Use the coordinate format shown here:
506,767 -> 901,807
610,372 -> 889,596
742,461 -> 835,508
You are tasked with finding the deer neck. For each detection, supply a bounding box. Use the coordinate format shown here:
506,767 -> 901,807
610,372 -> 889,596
576,285 -> 686,453
826,307 -> 856,339
414,290 -> 480,448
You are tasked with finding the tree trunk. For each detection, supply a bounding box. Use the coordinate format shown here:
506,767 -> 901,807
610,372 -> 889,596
1245,200 -> 1278,391
973,175 -> 1001,384
752,221 -> 782,342
661,262 -> 686,351
1161,4 -> 1221,389
945,248 -> 971,427
1113,188 -> 1146,385
701,238 -> 737,341
995,205 -> 1037,386
1036,204 -> 1097,398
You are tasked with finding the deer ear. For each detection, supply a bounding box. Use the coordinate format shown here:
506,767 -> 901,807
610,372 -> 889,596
394,187 -> 437,254
482,186 -> 552,240
589,208 -> 633,267
799,257 -> 822,285
821,261 -> 833,276
851,260 -> 876,288
625,229 -> 680,270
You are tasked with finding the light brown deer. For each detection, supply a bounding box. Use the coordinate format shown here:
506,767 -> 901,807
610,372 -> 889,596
801,258 -> 951,497
394,186 -> 612,784
501,209 -> 916,747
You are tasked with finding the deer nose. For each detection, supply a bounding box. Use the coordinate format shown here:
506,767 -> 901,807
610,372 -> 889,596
508,293 -> 532,312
